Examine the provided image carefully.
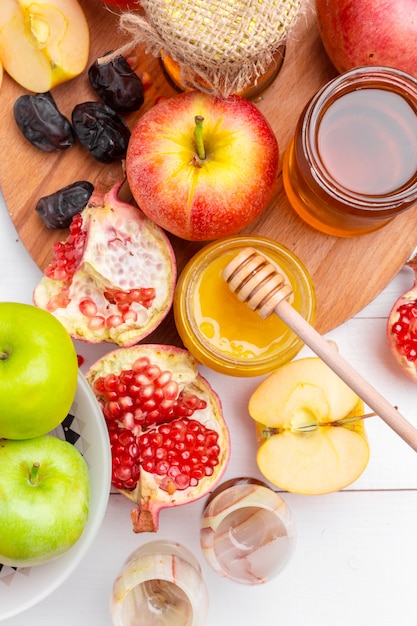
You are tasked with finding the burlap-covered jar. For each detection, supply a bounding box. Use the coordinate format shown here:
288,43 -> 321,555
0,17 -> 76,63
114,0 -> 302,97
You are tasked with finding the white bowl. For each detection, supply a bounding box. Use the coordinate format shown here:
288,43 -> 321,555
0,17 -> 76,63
0,372 -> 112,622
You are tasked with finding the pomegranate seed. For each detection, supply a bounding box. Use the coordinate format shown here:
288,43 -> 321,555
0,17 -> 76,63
45,214 -> 86,284
106,314 -> 124,328
133,357 -> 151,372
79,298 -> 98,317
93,357 -> 218,493
123,310 -> 138,323
88,316 -> 106,330
136,418 -> 221,491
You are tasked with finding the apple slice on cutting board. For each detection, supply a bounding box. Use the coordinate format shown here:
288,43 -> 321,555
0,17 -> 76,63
0,0 -> 89,92
249,356 -> 370,495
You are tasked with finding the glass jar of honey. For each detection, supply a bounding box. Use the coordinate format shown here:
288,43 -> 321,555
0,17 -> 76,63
283,66 -> 417,237
161,46 -> 286,100
173,236 -> 316,377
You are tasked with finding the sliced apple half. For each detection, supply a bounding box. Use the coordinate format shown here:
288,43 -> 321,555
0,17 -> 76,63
0,0 -> 89,92
248,356 -> 370,495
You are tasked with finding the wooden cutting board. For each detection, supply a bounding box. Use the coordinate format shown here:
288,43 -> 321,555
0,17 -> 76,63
1,0 -> 417,348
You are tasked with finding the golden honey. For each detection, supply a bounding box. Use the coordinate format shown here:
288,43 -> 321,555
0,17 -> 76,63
161,46 -> 286,99
174,236 -> 316,376
283,66 -> 417,237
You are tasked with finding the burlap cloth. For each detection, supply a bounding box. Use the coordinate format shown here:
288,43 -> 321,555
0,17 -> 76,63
113,0 -> 302,97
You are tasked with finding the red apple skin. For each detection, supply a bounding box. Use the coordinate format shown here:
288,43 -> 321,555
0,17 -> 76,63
126,91 -> 279,241
316,0 -> 417,77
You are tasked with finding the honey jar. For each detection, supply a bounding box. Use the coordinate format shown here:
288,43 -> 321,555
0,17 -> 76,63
283,66 -> 417,237
160,46 -> 286,100
173,236 -> 316,377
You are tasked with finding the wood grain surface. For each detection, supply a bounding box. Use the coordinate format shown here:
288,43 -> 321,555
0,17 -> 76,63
1,0 -> 416,347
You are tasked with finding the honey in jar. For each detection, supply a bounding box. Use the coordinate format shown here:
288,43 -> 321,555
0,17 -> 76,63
283,66 -> 417,237
173,236 -> 316,377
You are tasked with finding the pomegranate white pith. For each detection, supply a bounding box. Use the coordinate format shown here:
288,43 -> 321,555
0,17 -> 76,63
33,179 -> 176,346
86,345 -> 230,532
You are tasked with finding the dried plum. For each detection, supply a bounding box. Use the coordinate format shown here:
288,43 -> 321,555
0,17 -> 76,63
72,102 -> 131,163
36,181 -> 94,229
88,53 -> 145,113
13,92 -> 74,152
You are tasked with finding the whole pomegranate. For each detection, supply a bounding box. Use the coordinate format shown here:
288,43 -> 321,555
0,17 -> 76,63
33,179 -> 176,346
86,344 -> 230,532
387,255 -> 417,381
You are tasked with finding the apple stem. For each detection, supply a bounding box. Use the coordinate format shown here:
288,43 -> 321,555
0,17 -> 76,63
330,410 -> 377,427
194,115 -> 206,162
0,351 -> 8,361
261,410 -> 379,436
29,462 -> 41,486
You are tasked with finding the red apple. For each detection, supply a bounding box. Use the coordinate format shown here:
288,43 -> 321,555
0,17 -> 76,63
316,0 -> 417,77
125,91 -> 279,241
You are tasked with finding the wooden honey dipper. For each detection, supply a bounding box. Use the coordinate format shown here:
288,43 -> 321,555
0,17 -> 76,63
223,247 -> 417,452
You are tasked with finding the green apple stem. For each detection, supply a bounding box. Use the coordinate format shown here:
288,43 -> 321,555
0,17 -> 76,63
193,115 -> 206,164
29,462 -> 41,486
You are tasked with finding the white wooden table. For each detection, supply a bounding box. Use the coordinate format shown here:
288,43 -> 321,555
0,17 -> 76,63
1,188 -> 417,626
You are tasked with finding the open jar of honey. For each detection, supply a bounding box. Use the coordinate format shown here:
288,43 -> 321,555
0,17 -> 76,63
173,236 -> 316,377
283,66 -> 417,237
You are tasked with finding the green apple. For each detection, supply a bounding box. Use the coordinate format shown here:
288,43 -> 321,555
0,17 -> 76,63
0,302 -> 78,439
0,434 -> 90,567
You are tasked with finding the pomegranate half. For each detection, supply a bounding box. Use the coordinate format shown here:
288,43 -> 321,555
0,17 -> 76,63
387,255 -> 417,382
86,344 -> 230,532
33,179 -> 176,346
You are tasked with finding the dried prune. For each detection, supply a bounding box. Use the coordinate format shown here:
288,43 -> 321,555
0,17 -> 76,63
13,92 -> 74,152
88,53 -> 145,113
36,181 -> 94,229
72,102 -> 131,163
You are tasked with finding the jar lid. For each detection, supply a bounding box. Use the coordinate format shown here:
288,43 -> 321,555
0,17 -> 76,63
115,0 -> 301,96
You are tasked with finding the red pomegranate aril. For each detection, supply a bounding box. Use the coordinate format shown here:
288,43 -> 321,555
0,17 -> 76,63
174,474 -> 191,490
109,425 -> 141,490
387,256 -> 417,381
156,460 -> 170,475
142,459 -> 155,473
123,310 -> 138,323
88,316 -> 106,330
79,299 -> 98,317
106,314 -> 124,328
104,374 -> 119,391
145,365 -> 162,381
133,356 -> 151,372
86,345 -> 229,533
135,417 -> 222,492
104,401 -> 122,420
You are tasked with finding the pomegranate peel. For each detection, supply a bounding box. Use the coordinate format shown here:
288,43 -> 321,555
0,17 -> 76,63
387,254 -> 417,381
33,179 -> 176,346
86,344 -> 230,532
